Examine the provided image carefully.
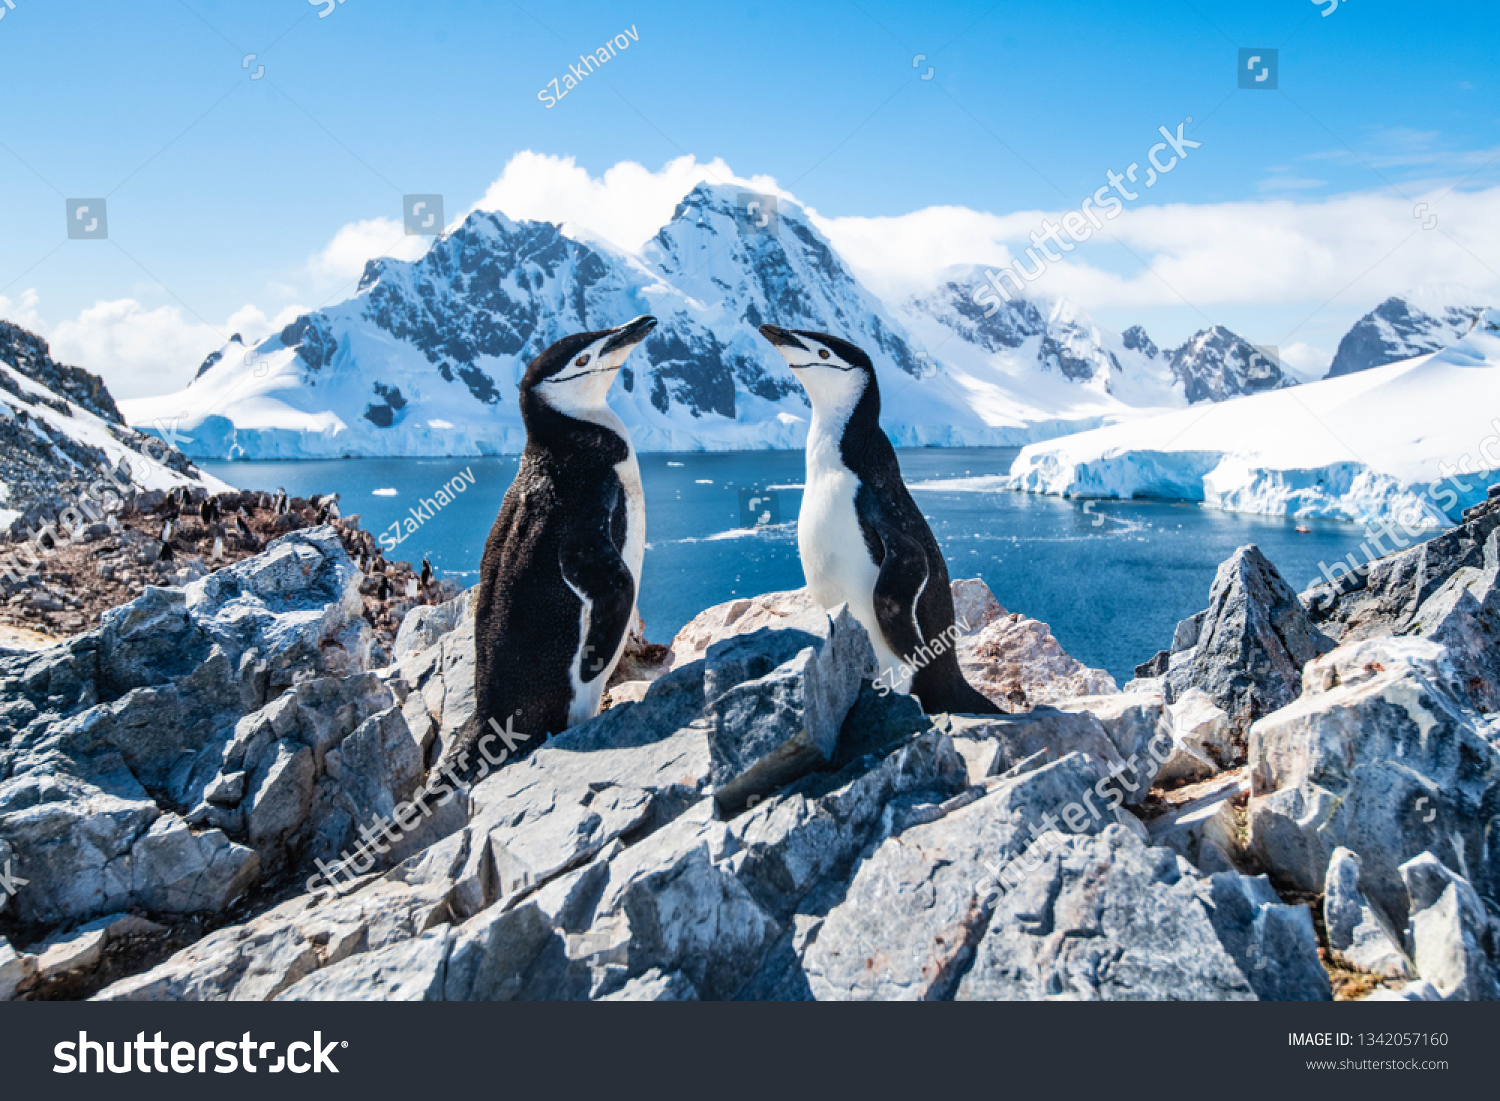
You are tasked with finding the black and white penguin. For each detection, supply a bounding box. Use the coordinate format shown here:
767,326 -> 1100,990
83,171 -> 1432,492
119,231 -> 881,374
472,315 -> 657,748
419,558 -> 433,588
758,324 -> 1000,715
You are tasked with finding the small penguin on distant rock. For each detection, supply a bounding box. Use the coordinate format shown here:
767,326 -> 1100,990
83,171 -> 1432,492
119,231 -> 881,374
376,574 -> 393,601
419,558 -> 433,588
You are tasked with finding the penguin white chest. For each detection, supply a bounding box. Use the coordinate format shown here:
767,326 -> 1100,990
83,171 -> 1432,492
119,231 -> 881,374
565,441 -> 645,727
615,447 -> 646,592
798,435 -> 906,690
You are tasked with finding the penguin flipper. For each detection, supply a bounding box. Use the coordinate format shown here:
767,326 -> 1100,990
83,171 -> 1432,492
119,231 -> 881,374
560,532 -> 636,684
870,523 -> 930,663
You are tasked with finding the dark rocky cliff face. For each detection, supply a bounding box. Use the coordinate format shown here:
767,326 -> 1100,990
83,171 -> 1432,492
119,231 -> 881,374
1326,295 -> 1485,379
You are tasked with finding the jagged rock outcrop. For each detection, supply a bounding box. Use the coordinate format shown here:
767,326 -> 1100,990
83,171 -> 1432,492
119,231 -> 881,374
0,527 -> 386,927
14,530 -> 1497,1002
663,579 -> 1115,715
1399,853 -> 1500,1001
1326,290 -> 1485,378
1322,847 -> 1413,979
1137,544 -> 1333,727
1248,637 -> 1500,926
6,548 -> 1341,1002
1305,484 -> 1500,711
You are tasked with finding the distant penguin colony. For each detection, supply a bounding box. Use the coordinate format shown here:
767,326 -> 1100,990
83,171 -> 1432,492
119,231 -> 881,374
758,325 -> 1001,715
471,315 -> 658,756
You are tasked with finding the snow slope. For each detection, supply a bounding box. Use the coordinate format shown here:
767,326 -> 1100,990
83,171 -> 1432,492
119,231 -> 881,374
1001,309 -> 1500,526
0,322 -> 228,531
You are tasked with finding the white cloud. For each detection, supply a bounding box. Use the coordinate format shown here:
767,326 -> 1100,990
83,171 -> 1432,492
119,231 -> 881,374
815,187 -> 1500,319
1,295 -> 307,401
0,290 -> 44,333
308,217 -> 433,284
1279,341 -> 1333,381
470,152 -> 783,252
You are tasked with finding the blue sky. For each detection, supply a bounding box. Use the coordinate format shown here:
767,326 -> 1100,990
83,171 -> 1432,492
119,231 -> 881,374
2,0 -> 1496,396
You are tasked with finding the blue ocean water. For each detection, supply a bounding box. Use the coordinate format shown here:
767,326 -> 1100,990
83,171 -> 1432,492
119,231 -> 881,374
203,449 -> 1387,684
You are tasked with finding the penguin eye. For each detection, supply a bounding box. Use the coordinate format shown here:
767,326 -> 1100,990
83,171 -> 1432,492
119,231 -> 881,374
818,349 -> 830,359
574,354 -> 591,367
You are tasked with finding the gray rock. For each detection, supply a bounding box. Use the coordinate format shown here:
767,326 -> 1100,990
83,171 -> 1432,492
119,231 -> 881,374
1249,637 -> 1500,925
245,740 -> 315,859
1399,853 -> 1499,1001
93,878 -> 453,1001
0,937 -> 35,1001
33,926 -> 108,983
1140,545 -> 1335,727
599,968 -> 700,1001
277,925 -> 452,1001
803,753 -> 1133,1000
936,708 -> 1128,785
392,588 -> 473,662
1056,688 -> 1172,785
1323,847 -> 1413,979
1196,871 -> 1331,1001
959,826 -> 1260,1001
0,527 -> 369,926
204,770 -> 245,806
129,817 -> 259,915
1306,490 -> 1500,711
443,902 -> 554,1001
1167,689 -> 1235,774
1147,770 -> 1247,874
703,604 -> 877,811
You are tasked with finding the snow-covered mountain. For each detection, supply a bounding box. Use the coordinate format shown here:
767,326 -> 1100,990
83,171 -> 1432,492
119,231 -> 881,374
122,184 -> 1298,460
1325,285 -> 1488,378
0,322 -> 225,532
1164,325 -> 1296,402
126,188 -> 1023,458
1001,309 -> 1500,526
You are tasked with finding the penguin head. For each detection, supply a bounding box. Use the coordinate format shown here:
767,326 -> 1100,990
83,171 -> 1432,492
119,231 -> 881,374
523,316 -> 658,419
758,325 -> 876,412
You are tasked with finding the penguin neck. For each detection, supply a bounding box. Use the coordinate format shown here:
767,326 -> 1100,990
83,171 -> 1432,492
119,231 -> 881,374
808,375 -> 884,478
521,388 -> 634,475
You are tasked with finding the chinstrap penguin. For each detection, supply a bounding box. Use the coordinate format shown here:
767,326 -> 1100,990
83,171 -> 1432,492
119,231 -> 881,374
758,323 -> 1000,715
472,315 -> 658,757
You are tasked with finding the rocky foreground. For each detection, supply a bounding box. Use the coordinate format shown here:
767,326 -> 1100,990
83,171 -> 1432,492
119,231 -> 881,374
2,489 -> 1500,1001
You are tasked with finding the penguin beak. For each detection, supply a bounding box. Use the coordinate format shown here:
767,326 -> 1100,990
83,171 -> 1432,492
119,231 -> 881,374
758,324 -> 808,355
600,315 -> 658,359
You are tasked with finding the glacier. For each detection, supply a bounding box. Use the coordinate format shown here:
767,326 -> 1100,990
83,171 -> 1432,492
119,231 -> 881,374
1004,309 -> 1500,526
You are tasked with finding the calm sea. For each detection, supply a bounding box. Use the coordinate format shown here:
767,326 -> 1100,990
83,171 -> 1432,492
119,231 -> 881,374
203,448 -> 1384,684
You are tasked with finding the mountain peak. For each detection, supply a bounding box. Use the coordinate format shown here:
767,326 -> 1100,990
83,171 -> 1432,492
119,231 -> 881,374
1168,324 -> 1295,403
1326,285 -> 1488,378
